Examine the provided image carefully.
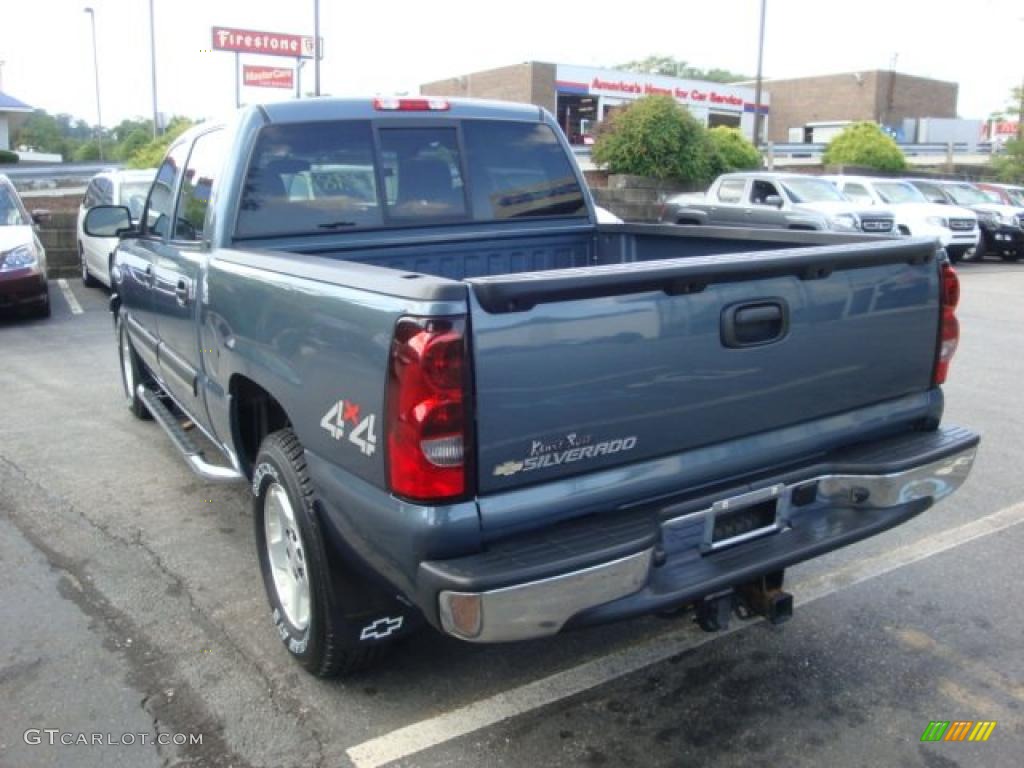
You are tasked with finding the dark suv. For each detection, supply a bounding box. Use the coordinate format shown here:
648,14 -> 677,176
907,179 -> 1023,262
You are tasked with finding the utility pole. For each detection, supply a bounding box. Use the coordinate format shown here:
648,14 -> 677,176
1018,77 -> 1024,141
313,0 -> 321,96
149,0 -> 159,136
752,0 -> 767,146
84,7 -> 104,161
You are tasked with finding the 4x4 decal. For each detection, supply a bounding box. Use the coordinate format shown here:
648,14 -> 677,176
321,399 -> 377,456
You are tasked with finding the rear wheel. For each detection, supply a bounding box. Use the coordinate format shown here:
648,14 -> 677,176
80,242 -> 98,287
253,429 -> 405,677
117,316 -> 152,420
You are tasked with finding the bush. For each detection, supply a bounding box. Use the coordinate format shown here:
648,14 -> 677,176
707,126 -> 761,171
126,117 -> 196,169
592,95 -> 720,184
823,122 -> 906,171
72,141 -> 102,162
0,149 -> 18,164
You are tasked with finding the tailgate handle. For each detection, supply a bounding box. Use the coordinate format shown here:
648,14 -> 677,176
722,301 -> 788,348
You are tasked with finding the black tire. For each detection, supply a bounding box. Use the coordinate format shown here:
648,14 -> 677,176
80,242 -> 98,287
253,429 -> 403,677
32,286 -> 51,319
116,315 -> 152,420
972,237 -> 987,262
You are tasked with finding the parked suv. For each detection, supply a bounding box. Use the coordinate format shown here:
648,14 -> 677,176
905,179 -> 1022,261
77,169 -> 157,287
826,176 -> 979,262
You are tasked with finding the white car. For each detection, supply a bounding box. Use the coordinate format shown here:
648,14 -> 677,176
825,175 -> 979,262
77,169 -> 156,287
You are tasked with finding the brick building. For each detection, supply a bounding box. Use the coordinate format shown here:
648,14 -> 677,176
422,62 -> 768,145
759,71 -> 958,143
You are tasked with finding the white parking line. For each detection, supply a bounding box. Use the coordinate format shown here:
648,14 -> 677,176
56,279 -> 83,315
346,501 -> 1024,768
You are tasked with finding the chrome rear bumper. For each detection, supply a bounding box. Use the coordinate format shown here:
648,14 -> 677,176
438,442 -> 977,642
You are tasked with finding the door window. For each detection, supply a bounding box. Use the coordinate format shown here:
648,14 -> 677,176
174,129 -> 226,242
716,179 -> 746,203
142,143 -> 189,239
750,180 -> 781,205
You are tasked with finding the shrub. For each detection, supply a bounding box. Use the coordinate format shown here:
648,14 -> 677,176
993,138 -> 1024,183
127,118 -> 196,169
0,149 -> 18,164
707,126 -> 761,171
823,122 -> 906,171
592,95 -> 719,184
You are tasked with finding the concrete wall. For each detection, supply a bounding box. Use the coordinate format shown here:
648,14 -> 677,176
764,71 -> 958,143
0,117 -> 9,151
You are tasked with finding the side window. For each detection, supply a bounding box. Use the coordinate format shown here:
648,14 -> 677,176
750,179 -> 780,205
98,179 -> 115,205
83,180 -> 99,209
378,127 -> 467,221
716,179 -> 746,203
174,130 -> 226,242
843,183 -> 872,204
142,142 -> 189,239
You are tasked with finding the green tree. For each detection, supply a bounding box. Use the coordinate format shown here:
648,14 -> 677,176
615,55 -> 749,83
73,141 -> 102,162
592,95 -> 720,183
993,138 -> 1024,183
126,117 -> 196,169
707,126 -> 761,171
11,111 -> 69,156
823,122 -> 906,171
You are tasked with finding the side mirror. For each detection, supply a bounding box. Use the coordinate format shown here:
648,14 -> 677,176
84,205 -> 136,238
31,209 -> 51,226
764,194 -> 784,208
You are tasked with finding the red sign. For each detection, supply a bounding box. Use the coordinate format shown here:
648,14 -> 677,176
243,65 -> 295,89
212,26 -> 315,58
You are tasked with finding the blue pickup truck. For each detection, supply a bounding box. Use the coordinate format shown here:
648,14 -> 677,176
85,97 -> 978,677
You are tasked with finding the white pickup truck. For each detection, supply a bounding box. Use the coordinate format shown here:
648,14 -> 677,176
826,175 -> 979,262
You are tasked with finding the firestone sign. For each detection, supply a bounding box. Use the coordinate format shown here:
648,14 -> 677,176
212,26 -> 315,59
243,65 -> 295,89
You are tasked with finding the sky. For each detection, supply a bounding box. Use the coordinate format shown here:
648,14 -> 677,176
0,0 -> 1020,129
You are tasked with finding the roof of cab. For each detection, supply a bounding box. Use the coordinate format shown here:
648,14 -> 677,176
257,96 -> 545,124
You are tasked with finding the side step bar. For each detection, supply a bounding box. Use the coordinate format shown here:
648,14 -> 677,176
137,385 -> 243,483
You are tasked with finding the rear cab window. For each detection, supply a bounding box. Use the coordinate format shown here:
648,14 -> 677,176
235,119 -> 586,239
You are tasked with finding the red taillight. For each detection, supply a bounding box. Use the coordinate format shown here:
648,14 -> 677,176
934,262 -> 960,385
373,97 -> 450,112
386,316 -> 470,502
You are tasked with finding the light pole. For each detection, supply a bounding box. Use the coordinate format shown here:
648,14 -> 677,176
752,0 -> 767,146
84,7 -> 104,161
313,0 -> 321,96
149,0 -> 159,136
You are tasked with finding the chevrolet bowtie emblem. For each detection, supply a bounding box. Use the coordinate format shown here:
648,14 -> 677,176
493,460 -> 524,477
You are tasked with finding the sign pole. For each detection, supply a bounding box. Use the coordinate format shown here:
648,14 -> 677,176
314,0 -> 321,96
296,57 -> 301,99
235,52 -> 241,108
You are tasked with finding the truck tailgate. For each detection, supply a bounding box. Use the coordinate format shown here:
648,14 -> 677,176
467,239 -> 940,500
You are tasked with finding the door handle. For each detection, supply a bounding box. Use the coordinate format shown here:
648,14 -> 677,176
722,300 -> 788,348
143,263 -> 154,287
175,278 -> 192,307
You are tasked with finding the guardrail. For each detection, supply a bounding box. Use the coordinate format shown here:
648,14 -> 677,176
573,142 -> 999,170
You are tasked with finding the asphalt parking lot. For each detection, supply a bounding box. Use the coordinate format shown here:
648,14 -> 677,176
1,263 -> 1023,768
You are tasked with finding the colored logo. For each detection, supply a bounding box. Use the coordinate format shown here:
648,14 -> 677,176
920,721 -> 997,742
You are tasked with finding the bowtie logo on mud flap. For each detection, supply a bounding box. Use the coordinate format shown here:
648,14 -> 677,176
360,616 -> 404,641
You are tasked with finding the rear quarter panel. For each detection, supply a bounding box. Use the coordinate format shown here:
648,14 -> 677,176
201,250 -> 467,489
